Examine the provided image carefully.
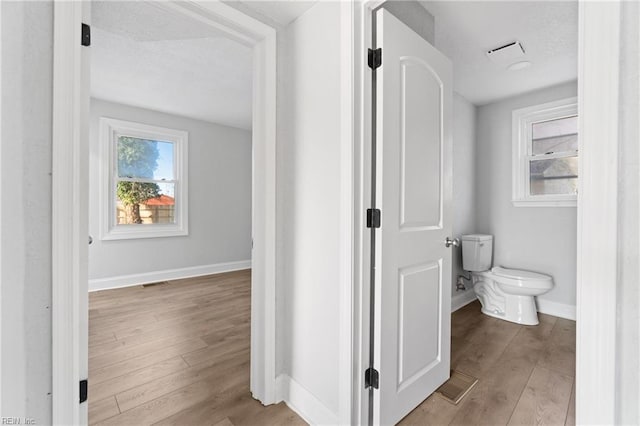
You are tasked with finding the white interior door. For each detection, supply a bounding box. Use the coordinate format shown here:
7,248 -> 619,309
374,9 -> 453,425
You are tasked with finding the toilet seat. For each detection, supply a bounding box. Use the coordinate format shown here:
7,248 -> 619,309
491,266 -> 551,281
490,266 -> 553,290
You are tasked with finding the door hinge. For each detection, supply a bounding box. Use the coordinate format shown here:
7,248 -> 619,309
365,367 -> 379,389
368,48 -> 382,69
81,23 -> 91,47
79,379 -> 88,403
367,208 -> 381,228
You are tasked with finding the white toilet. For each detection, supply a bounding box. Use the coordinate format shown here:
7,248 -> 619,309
461,234 -> 554,325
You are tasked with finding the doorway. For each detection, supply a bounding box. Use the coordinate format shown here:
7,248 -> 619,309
85,2 -> 260,422
360,2 -> 578,423
51,2 -> 277,423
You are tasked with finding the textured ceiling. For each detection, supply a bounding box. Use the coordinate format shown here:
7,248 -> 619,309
91,1 -> 253,129
420,1 -> 578,105
224,1 -> 318,28
91,1 -> 575,124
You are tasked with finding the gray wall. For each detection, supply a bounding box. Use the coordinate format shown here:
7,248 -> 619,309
476,81 -> 578,308
89,99 -> 252,284
451,93 -> 477,298
1,1 -> 53,422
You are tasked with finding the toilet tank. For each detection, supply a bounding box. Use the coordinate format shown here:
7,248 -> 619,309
461,234 -> 493,272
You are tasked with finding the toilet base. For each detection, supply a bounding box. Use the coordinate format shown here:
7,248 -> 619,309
479,304 -> 539,326
474,278 -> 540,325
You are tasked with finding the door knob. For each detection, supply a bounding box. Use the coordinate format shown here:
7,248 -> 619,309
89,235 -> 93,245
445,237 -> 460,248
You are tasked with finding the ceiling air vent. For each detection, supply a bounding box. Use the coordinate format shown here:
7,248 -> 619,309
486,41 -> 526,67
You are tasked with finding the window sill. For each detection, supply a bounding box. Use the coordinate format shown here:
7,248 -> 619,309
512,199 -> 577,208
101,224 -> 188,241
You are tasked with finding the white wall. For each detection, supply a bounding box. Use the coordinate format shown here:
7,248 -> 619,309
451,93 -> 477,308
381,1 -> 434,44
88,99 -> 252,289
277,2 -> 349,423
0,1 -> 53,422
475,81 -> 578,316
615,1 -> 639,421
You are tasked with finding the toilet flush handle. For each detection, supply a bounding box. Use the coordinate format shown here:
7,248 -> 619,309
445,237 -> 460,248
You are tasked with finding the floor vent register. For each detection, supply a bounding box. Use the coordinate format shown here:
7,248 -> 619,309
435,370 -> 479,405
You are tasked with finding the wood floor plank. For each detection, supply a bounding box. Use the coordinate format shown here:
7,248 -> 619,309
565,381 -> 575,426
398,391 -> 460,425
152,382 -> 252,426
107,359 -> 250,425
509,314 -> 557,350
89,337 -> 208,384
89,356 -> 189,403
213,418 -> 235,426
450,335 -> 512,379
89,332 -> 117,348
465,314 -> 521,346
89,311 -> 158,334
89,333 -> 201,369
88,396 -> 120,424
538,319 -> 576,377
183,331 -> 249,366
99,318 -> 235,355
450,302 -> 490,340
115,351 -> 249,412
111,303 -> 245,340
507,366 -> 574,426
98,378 -> 217,425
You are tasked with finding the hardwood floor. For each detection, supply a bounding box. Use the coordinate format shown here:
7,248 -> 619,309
90,273 -> 575,426
88,270 -> 304,426
400,301 -> 576,426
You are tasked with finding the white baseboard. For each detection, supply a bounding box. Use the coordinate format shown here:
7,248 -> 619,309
451,289 -> 477,312
89,260 -> 251,292
276,374 -> 339,426
536,298 -> 576,321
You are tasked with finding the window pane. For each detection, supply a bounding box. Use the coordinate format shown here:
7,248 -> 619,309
116,181 -> 175,225
117,136 -> 174,180
530,156 -> 578,196
532,115 -> 578,155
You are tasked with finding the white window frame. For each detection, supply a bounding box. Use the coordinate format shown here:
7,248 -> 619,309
512,97 -> 578,207
99,117 -> 189,240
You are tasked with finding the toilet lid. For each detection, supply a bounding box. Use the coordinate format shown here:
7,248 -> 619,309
491,266 -> 551,281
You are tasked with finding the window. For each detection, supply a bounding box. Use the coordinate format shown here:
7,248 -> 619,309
512,97 -> 578,207
100,118 -> 188,239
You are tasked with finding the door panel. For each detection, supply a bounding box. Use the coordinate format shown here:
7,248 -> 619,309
400,58 -> 442,229
398,261 -> 441,388
374,9 -> 453,425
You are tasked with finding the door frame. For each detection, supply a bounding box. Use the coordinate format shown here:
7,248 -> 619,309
51,1 -> 277,424
352,0 -> 622,424
352,1 -> 386,424
575,2 -> 621,424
